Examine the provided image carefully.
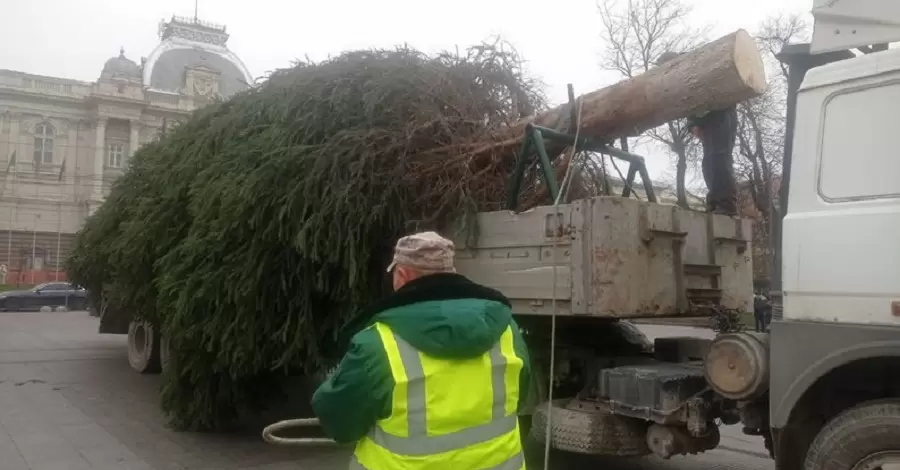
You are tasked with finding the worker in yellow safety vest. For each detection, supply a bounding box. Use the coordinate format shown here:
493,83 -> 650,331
312,231 -> 533,469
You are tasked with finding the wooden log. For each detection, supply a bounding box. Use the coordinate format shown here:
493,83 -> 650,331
463,29 -> 767,160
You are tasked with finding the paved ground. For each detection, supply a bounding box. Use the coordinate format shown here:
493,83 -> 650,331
0,310 -> 774,469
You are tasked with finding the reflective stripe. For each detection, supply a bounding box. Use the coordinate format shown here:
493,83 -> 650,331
488,343 -> 507,421
350,451 -> 524,470
370,414 -> 517,456
393,333 -> 426,436
348,456 -> 366,470
368,331 -> 515,456
486,452 -> 525,470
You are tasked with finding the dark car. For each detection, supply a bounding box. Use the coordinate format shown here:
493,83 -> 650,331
0,282 -> 89,312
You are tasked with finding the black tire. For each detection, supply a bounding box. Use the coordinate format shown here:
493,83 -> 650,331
804,399 -> 900,470
615,320 -> 653,353
127,320 -> 162,374
531,399 -> 649,457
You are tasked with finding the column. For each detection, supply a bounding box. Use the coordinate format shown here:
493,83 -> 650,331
8,112 -> 20,169
4,113 -> 19,268
0,111 -> 6,163
93,118 -> 106,201
129,120 -> 140,163
62,121 -> 78,234
65,121 -> 77,178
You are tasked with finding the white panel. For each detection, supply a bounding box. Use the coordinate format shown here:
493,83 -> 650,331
819,83 -> 900,201
783,50 -> 900,327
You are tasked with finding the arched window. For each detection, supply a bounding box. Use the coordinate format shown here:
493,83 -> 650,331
33,123 -> 54,164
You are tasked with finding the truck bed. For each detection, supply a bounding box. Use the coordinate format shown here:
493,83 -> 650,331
454,196 -> 753,318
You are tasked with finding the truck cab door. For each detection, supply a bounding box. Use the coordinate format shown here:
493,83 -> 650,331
782,63 -> 900,327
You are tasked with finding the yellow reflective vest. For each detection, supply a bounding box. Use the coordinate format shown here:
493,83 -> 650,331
351,322 -> 525,470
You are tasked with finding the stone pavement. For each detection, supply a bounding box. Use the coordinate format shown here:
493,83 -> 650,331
0,311 -> 773,470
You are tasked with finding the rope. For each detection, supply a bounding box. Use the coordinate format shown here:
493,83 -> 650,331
261,417 -> 339,446
542,95 -> 585,470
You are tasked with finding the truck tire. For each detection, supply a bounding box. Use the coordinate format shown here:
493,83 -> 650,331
531,399 -> 649,457
615,320 -> 654,353
127,320 -> 162,374
804,399 -> 900,470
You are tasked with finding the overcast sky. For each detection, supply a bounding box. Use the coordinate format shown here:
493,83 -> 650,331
1,0 -> 813,181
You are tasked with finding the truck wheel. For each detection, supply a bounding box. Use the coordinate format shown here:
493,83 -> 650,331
531,399 -> 649,457
615,320 -> 654,353
127,320 -> 162,374
804,399 -> 900,470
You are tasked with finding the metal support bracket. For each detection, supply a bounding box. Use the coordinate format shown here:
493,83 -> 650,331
506,125 -> 658,212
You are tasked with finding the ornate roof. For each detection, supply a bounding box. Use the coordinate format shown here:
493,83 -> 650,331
100,48 -> 142,83
143,16 -> 253,97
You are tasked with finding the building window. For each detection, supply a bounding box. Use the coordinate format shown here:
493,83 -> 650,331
33,123 -> 54,164
107,143 -> 125,168
24,248 -> 47,271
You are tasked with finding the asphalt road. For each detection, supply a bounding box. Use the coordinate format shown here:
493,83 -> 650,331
0,310 -> 774,470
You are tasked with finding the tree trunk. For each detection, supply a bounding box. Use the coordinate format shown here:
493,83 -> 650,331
667,122 -> 690,209
676,154 -> 688,208
463,29 -> 767,161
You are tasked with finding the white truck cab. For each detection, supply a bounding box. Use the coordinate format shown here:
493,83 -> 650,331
764,0 -> 900,468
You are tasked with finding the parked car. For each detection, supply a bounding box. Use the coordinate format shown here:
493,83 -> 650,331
0,282 -> 89,312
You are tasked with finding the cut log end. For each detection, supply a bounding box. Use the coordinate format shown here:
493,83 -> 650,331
734,29 -> 769,95
468,29 -> 769,162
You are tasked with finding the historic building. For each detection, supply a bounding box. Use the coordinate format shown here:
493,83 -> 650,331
0,16 -> 253,284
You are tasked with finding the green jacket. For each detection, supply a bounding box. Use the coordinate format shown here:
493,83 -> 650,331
311,273 -> 532,444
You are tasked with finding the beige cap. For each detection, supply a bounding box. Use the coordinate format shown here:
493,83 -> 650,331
386,231 -> 456,273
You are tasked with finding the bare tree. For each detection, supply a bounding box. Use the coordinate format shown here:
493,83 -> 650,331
756,14 -> 808,80
734,15 -> 808,282
598,0 -> 708,207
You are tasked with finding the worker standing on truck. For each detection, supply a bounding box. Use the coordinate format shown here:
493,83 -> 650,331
658,52 -> 739,216
311,231 -> 532,470
688,107 -> 739,216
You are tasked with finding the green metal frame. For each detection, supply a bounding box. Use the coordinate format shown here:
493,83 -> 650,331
506,124 -> 658,212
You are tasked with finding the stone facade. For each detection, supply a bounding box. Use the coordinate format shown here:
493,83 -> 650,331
0,16 -> 252,285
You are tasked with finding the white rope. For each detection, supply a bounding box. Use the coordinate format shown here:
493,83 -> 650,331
261,417 -> 339,446
542,96 -> 585,470
554,98 -> 587,206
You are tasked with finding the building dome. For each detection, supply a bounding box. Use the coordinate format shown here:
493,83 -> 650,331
143,17 -> 253,98
147,48 -> 250,97
100,48 -> 142,82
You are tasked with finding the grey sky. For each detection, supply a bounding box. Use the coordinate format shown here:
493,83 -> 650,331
2,0 -> 813,180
